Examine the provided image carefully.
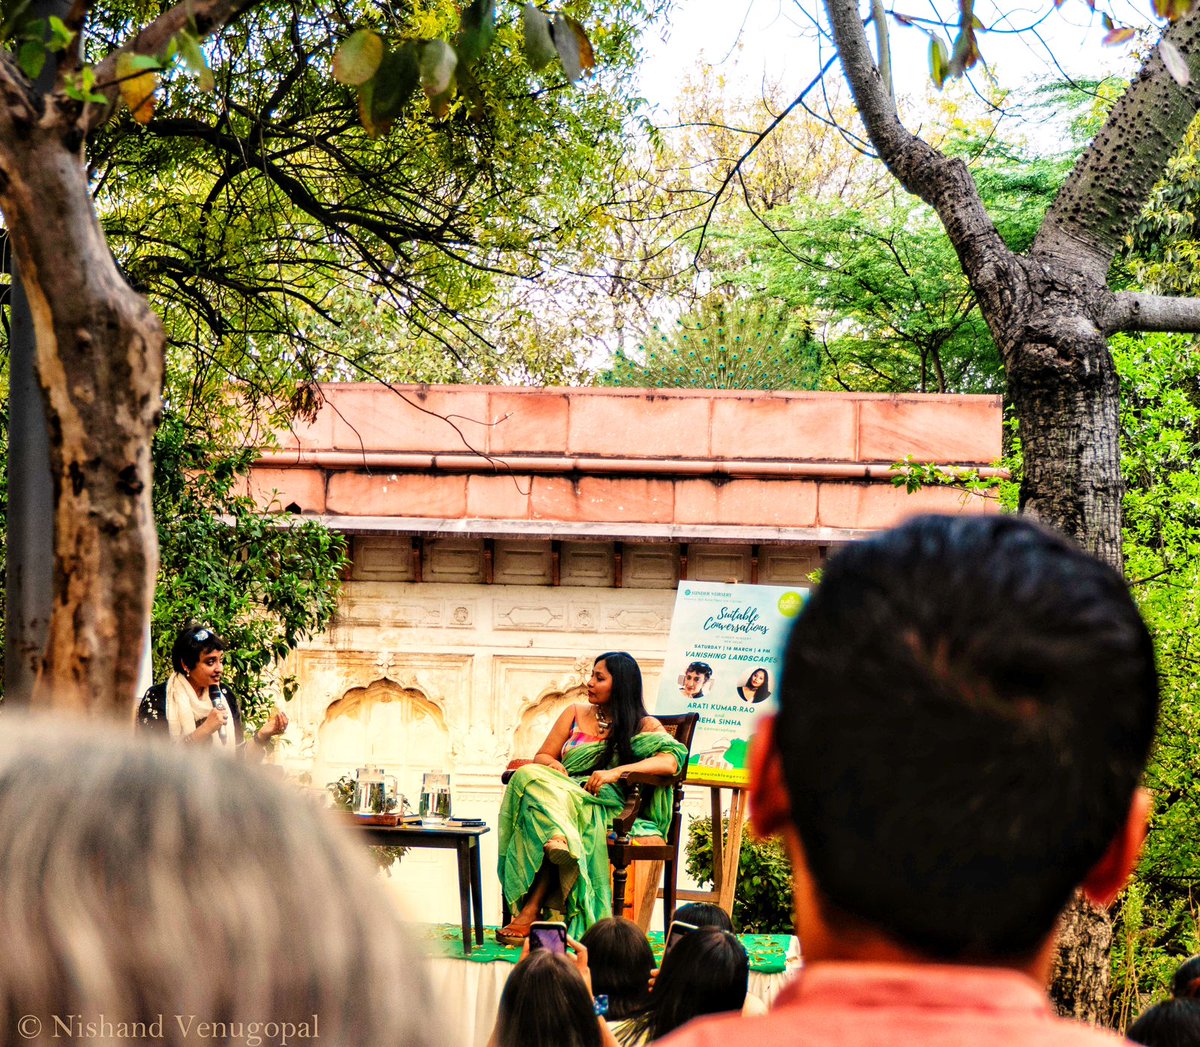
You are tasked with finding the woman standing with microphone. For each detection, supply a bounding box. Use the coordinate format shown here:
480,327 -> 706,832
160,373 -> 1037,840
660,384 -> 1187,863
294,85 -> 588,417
137,624 -> 288,756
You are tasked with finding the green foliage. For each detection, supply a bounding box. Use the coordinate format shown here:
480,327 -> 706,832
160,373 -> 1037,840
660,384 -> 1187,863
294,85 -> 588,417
150,407 -> 348,729
1107,331 -> 1200,1025
599,299 -> 818,390
1122,116 -> 1200,296
83,0 -> 665,397
327,773 -> 410,871
684,816 -> 793,934
708,184 -> 1018,395
330,2 -> 595,134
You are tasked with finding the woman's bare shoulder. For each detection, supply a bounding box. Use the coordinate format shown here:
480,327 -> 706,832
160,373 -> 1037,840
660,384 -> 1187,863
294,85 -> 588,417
639,715 -> 667,734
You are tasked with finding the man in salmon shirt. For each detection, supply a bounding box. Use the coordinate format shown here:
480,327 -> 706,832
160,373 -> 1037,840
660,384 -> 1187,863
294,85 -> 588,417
661,514 -> 1157,1047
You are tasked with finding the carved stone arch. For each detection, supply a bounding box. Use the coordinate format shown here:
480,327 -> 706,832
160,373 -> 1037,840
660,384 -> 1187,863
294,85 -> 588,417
512,681 -> 588,759
315,678 -> 451,803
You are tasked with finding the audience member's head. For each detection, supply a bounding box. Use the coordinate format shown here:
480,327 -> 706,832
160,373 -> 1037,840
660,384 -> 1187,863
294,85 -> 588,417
1172,956 -> 1200,1001
0,716 -> 444,1047
580,917 -> 653,1021
752,514 -> 1159,965
1126,999 -> 1200,1047
671,903 -> 734,932
492,949 -> 601,1047
626,927 -> 748,1043
1127,955 -> 1200,1047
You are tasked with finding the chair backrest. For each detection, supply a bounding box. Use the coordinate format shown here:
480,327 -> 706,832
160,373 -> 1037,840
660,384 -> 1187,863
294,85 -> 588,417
657,711 -> 700,753
656,712 -> 700,846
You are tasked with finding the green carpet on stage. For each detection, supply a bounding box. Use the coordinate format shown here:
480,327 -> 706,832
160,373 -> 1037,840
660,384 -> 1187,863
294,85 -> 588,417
415,924 -> 793,974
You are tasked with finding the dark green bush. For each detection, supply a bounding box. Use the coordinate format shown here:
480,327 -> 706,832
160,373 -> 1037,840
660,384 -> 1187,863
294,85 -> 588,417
684,816 -> 794,934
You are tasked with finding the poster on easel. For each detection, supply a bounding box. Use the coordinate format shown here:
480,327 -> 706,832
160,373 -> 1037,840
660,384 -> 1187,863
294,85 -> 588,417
655,583 -> 808,787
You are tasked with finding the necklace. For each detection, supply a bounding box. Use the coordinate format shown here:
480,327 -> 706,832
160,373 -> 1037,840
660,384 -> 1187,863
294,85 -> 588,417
595,706 -> 612,733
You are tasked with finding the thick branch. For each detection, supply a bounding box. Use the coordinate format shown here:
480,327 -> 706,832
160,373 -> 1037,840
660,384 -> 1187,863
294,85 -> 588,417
0,51 -> 39,130
1105,291 -> 1200,333
822,0 -> 1021,338
85,0 -> 269,131
1034,9 -> 1200,277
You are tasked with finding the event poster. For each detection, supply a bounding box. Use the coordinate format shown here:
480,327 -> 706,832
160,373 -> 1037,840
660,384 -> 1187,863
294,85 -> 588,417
656,583 -> 808,787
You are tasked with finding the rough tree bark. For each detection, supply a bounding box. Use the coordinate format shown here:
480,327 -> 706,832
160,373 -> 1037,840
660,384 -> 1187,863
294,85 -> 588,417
0,0 -> 258,713
822,0 -> 1200,1023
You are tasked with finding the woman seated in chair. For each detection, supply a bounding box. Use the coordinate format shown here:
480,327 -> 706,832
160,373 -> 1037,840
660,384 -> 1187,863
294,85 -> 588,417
497,652 -> 687,943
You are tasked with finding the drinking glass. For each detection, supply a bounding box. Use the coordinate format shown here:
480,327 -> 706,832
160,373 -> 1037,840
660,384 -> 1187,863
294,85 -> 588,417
419,771 -> 451,824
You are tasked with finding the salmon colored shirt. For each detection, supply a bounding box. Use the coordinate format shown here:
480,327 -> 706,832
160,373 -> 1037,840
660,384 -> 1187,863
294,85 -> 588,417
658,962 -> 1130,1047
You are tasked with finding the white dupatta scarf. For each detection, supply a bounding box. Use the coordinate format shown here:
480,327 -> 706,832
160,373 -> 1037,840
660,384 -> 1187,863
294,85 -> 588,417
165,672 -> 236,756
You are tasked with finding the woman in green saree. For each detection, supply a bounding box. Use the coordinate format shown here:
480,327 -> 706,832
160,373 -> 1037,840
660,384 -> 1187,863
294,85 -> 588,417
497,652 -> 688,943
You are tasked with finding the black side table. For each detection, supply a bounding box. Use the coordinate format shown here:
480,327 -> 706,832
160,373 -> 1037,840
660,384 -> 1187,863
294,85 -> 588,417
353,820 -> 489,954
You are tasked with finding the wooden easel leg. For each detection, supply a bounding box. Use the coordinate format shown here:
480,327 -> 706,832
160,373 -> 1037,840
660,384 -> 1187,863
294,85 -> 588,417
634,860 -> 664,930
718,788 -> 748,914
710,786 -> 724,901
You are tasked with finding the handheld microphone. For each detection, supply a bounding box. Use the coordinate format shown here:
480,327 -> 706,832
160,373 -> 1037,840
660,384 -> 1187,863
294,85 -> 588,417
210,684 -> 229,743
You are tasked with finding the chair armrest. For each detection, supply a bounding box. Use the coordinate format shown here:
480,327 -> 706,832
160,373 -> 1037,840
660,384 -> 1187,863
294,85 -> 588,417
610,772 -> 683,836
618,771 -> 678,788
501,758 -> 532,785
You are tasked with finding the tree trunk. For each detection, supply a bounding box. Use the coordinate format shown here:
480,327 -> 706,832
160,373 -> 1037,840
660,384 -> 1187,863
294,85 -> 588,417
1003,312 -> 1122,1024
1050,893 -> 1115,1027
0,80 -> 164,715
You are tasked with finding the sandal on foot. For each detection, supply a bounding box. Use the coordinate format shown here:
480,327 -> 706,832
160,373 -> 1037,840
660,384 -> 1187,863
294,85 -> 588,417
544,836 -> 574,867
495,923 -> 531,946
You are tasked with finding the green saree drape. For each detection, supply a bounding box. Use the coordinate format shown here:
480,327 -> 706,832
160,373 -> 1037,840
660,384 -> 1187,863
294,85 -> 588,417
497,732 -> 688,938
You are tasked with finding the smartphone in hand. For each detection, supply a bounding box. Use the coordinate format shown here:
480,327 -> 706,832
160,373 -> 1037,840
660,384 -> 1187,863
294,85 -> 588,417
664,919 -> 698,957
529,920 -> 568,955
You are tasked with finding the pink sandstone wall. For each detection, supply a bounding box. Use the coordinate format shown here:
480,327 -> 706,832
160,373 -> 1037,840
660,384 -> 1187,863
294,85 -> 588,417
246,384 -> 1004,536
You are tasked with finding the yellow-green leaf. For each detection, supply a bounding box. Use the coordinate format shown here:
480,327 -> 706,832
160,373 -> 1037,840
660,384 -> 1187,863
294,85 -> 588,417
116,51 -> 157,123
929,35 -> 949,88
333,29 -> 384,86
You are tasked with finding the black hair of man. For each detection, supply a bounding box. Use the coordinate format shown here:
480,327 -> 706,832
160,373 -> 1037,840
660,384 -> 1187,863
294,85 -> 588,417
775,513 -> 1159,960
1126,998 -> 1200,1047
1172,955 -> 1200,1000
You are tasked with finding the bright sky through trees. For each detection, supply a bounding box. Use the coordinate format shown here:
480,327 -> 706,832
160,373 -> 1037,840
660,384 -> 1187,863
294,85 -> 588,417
636,0 -> 1158,124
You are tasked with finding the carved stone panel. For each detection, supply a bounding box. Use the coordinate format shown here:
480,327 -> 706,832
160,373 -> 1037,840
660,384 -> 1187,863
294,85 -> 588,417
561,542 -> 615,587
349,535 -> 415,581
424,539 -> 485,583
602,604 -> 673,634
493,600 -> 567,631
689,545 -> 752,583
568,603 -> 600,632
760,544 -> 824,584
493,540 -> 553,585
624,543 -> 680,588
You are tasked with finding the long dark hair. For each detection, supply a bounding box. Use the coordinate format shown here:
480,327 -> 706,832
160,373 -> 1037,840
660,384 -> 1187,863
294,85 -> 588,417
593,651 -> 648,771
493,949 -> 601,1047
580,917 -> 653,1021
621,927 -> 748,1044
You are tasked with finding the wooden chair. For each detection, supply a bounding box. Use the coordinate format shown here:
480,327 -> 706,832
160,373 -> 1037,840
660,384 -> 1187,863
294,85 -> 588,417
500,711 -> 700,936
